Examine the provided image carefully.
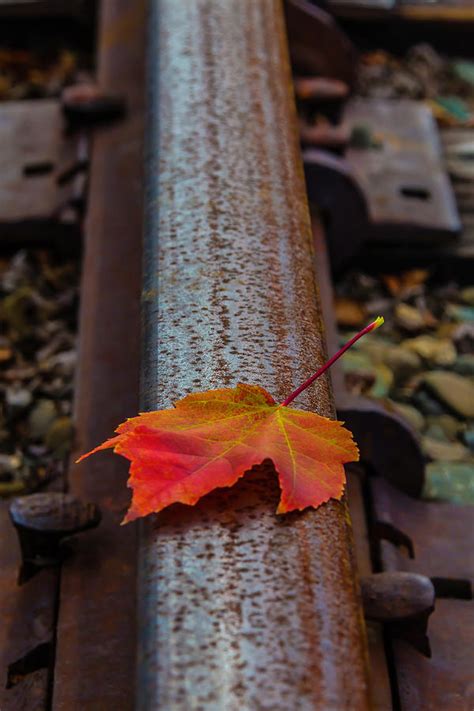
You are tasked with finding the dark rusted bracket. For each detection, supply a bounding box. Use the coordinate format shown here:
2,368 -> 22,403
284,0 -> 357,87
369,478 -> 474,702
0,0 -> 93,19
9,493 -> 101,584
328,0 -> 397,11
304,99 -> 461,271
0,99 -> 88,249
311,221 -> 426,501
326,0 -> 474,24
372,521 -> 415,559
337,394 -> 425,498
0,0 -> 90,20
361,572 -> 435,657
304,149 -> 368,270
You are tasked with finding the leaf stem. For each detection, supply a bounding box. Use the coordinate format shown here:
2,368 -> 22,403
281,316 -> 384,407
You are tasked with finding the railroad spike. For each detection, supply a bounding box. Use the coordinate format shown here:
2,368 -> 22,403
360,572 -> 435,657
62,84 -> 127,127
9,493 -> 101,585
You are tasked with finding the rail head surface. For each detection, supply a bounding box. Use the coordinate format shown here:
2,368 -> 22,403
140,1 -> 370,709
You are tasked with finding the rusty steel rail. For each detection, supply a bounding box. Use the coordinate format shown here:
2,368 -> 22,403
139,1 -> 370,709
51,2 -> 145,708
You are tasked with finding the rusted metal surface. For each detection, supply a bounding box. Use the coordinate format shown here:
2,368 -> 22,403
371,477 -> 474,708
0,499 -> 56,710
440,129 -> 474,266
51,1 -> 145,708
312,220 -> 394,708
328,0 -> 396,8
372,478 -> 474,584
0,0 -> 86,19
139,1 -> 370,709
359,127 -> 474,275
0,99 -> 86,245
328,0 -> 474,22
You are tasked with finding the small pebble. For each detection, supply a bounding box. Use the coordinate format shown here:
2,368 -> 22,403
45,417 -> 74,459
423,371 -> 474,419
403,336 -> 456,366
395,303 -> 425,332
28,399 -> 57,440
425,414 -> 462,440
452,354 -> 474,376
411,390 -> 446,417
389,401 -> 425,431
422,437 -> 469,461
462,428 -> 474,453
0,453 -> 23,478
424,462 -> 474,504
460,287 -> 474,306
5,385 -> 33,413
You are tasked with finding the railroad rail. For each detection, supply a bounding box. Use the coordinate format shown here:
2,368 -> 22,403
138,1 -> 369,708
1,0 -> 473,709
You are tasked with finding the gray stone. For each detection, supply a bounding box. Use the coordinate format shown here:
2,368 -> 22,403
342,350 -> 373,373
28,399 -> 57,440
356,339 -> 391,364
385,347 -> 422,381
390,401 -> 425,431
452,354 -> 474,376
403,336 -> 456,366
411,390 -> 446,417
423,371 -> 474,418
5,386 -> 32,412
453,323 -> 474,355
424,461 -> 474,504
425,414 -> 463,440
446,304 -> 474,323
45,417 -> 74,458
0,452 -> 23,478
462,428 -> 474,453
422,436 -> 469,462
461,286 -> 474,306
395,303 -> 425,332
423,423 -> 450,442
370,363 -> 394,399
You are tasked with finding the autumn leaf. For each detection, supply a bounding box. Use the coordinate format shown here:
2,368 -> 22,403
77,317 -> 383,523
78,383 -> 358,522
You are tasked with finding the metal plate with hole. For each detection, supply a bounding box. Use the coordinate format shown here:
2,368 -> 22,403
0,99 -> 86,245
345,98 -> 461,243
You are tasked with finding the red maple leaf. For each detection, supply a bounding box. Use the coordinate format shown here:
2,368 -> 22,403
78,318 -> 383,523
